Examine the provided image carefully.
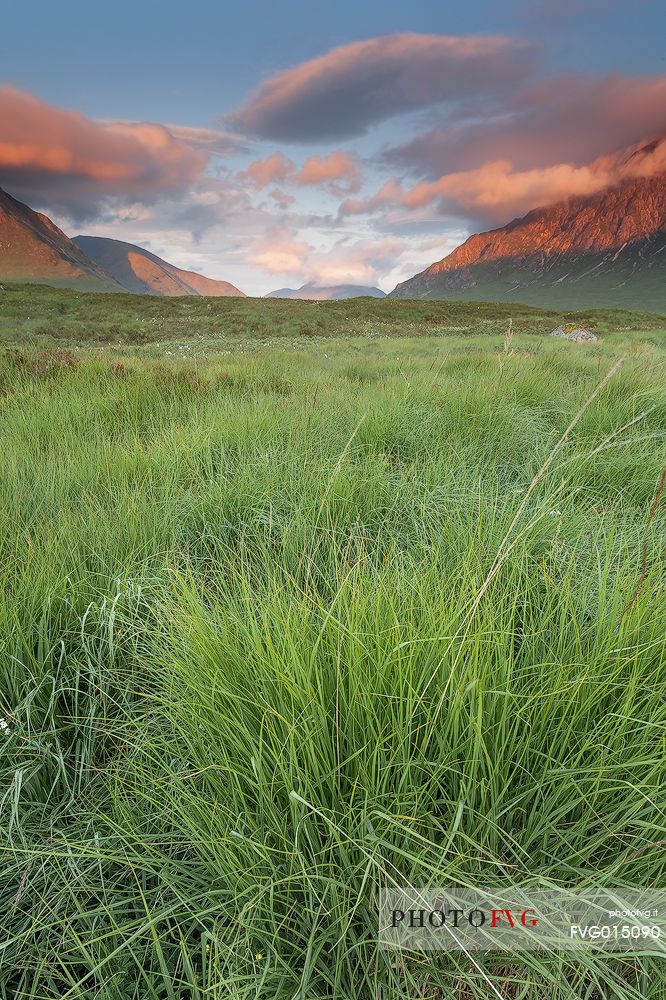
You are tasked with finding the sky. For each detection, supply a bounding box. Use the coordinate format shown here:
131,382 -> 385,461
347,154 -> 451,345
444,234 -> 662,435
1,0 -> 665,295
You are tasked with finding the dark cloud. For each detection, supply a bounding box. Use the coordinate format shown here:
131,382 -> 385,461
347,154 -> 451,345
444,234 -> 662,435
228,33 -> 536,142
382,74 -> 666,179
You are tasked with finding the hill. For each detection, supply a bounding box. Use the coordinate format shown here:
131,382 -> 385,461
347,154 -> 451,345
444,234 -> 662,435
74,236 -> 245,297
392,155 -> 666,312
266,282 -> 386,300
0,187 -> 121,291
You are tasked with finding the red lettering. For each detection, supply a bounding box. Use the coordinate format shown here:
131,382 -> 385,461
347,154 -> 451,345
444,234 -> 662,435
491,909 -> 515,928
521,909 -> 538,927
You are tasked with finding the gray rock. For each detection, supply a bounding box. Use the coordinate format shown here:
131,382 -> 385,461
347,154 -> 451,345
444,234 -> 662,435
551,326 -> 598,342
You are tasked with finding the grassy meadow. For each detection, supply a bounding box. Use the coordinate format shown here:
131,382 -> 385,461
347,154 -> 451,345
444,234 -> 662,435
0,283 -> 665,998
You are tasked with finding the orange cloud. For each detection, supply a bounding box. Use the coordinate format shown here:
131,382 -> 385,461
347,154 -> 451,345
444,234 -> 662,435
295,152 -> 362,194
342,135 -> 666,224
0,86 -> 207,213
239,150 -> 362,194
239,152 -> 294,188
230,33 -> 535,141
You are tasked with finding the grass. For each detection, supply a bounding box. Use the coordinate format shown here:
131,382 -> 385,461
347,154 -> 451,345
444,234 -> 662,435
2,281 -> 665,352
0,285 -> 665,998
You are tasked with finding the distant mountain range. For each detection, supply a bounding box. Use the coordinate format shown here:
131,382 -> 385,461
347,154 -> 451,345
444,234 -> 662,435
266,282 -> 386,300
0,186 -> 245,297
392,144 -> 666,312
74,236 -> 244,297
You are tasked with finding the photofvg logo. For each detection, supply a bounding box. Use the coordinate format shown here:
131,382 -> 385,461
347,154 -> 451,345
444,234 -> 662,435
379,889 -> 666,953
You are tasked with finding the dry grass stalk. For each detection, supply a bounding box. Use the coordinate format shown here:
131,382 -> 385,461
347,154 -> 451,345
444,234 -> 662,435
502,317 -> 514,356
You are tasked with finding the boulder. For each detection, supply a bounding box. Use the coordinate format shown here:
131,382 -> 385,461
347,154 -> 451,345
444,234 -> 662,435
551,325 -> 598,342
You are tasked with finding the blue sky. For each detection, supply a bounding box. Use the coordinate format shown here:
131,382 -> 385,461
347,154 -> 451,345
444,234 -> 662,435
5,0 -> 665,120
1,0 -> 665,293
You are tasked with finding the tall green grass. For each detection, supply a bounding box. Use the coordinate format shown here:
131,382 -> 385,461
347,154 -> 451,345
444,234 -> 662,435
0,321 -> 665,998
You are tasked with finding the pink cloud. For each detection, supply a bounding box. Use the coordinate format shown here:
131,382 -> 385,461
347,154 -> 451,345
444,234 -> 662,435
294,152 -> 362,194
229,33 -> 536,141
247,228 -> 312,274
239,152 -> 294,188
239,150 -> 362,194
304,236 -> 406,286
247,227 -> 409,287
344,134 -> 666,226
0,86 -> 208,215
270,189 -> 296,208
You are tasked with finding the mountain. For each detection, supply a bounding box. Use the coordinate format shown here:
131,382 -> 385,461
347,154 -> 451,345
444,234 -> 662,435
391,165 -> 666,312
0,187 -> 121,291
266,282 -> 386,300
74,236 -> 245,297
0,187 -> 245,297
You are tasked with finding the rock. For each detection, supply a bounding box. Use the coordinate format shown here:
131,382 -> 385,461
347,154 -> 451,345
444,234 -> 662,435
551,325 -> 598,342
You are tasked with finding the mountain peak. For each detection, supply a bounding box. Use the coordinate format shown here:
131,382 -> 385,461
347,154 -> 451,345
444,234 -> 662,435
73,236 -> 245,297
266,282 -> 386,300
0,187 -> 245,297
392,165 -> 666,312
0,186 -> 122,291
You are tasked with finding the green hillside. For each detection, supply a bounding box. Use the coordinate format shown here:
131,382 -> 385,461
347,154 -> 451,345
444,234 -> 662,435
1,281 -> 665,352
391,238 -> 666,313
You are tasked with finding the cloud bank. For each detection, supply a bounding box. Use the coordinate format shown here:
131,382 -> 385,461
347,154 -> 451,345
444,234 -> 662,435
0,86 -> 208,215
384,74 -> 666,178
342,134 -> 666,225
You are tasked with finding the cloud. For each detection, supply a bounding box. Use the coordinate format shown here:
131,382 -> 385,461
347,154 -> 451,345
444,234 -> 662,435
0,86 -> 208,216
229,33 -> 536,141
295,152 -> 362,193
247,227 -> 312,274
100,120 -> 246,158
240,152 -> 294,188
142,123 -> 246,158
384,74 -> 666,179
341,179 -> 405,219
7,31 -> 664,297
342,134 -> 666,225
304,236 -> 407,286
239,150 -> 362,194
246,225 -> 410,287
270,189 -> 296,208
